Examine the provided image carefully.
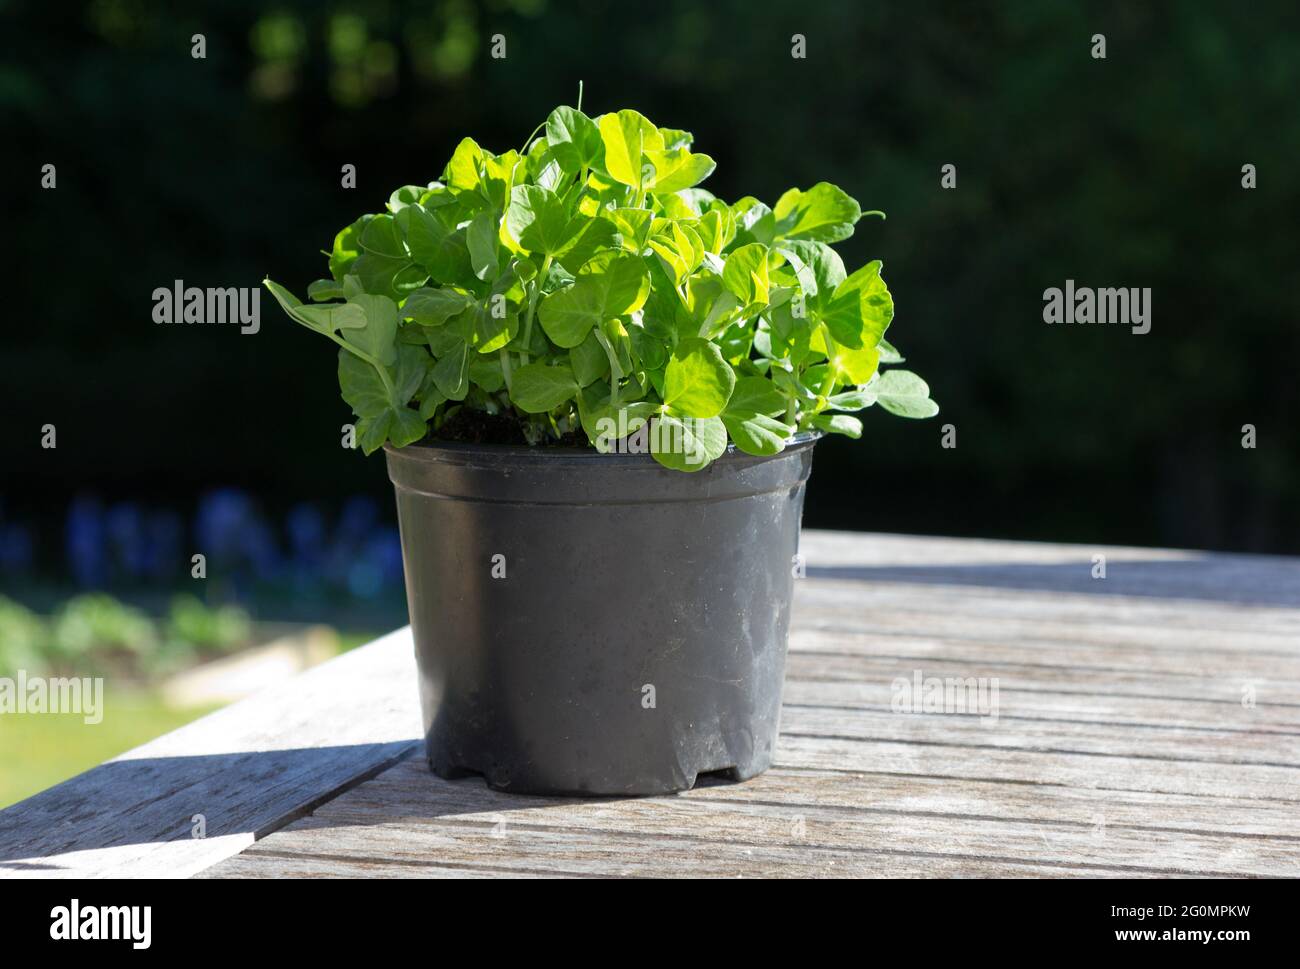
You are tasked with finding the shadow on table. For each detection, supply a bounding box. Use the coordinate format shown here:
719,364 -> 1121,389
806,556 -> 1300,608
0,741 -> 425,871
0,742 -> 656,872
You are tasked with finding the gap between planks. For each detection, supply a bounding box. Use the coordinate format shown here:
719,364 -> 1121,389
198,758 -> 1297,878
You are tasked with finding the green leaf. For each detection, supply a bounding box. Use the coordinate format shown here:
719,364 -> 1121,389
557,217 -> 621,274
274,103 -> 931,471
598,109 -> 649,190
352,252 -> 427,301
505,185 -> 574,256
402,287 -> 474,326
773,182 -> 862,243
628,320 -> 667,370
404,204 -> 473,285
663,338 -> 736,419
431,339 -> 470,400
467,210 -> 500,281
291,301 -> 368,333
723,411 -> 791,455
426,324 -> 463,357
644,148 -> 716,192
468,355 -> 506,393
338,346 -> 429,455
444,137 -> 485,192
658,127 -> 694,150
569,330 -> 609,386
875,369 -> 939,418
828,340 -> 880,385
732,197 -> 775,247
341,294 -> 399,366
481,149 -> 519,209
722,376 -> 791,455
511,362 -> 579,413
877,337 -> 905,364
821,260 -> 893,349
606,208 -> 654,252
357,406 -> 425,455
545,105 -> 601,174
538,252 -> 650,348
308,278 -> 344,301
264,279 -> 366,335
467,299 -> 518,354
585,400 -> 659,452
722,243 -> 771,306
810,413 -> 863,438
827,386 -> 878,411
338,351 -> 391,419
393,343 -> 432,401
387,184 -> 427,212
777,240 -> 846,310
417,380 -> 447,420
650,415 -> 727,472
727,375 -> 786,415
692,208 -> 734,255
358,214 -> 407,258
329,217 -> 368,280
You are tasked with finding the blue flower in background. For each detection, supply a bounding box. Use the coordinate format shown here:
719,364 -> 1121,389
106,503 -> 146,581
195,489 -> 284,589
286,503 -> 327,588
67,496 -> 107,587
12,488 -> 405,612
0,522 -> 34,575
195,489 -> 257,566
349,529 -> 404,598
143,511 -> 183,581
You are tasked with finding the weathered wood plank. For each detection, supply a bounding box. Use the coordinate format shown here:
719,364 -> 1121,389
781,678 -> 1300,732
204,853 -> 568,878
203,824 -> 1153,879
0,629 -> 421,879
791,602 -> 1300,663
792,582 -> 1300,639
193,532 -> 1300,877
775,735 -> 1300,801
798,530 -> 1300,608
789,626 -> 1296,680
200,759 -> 1297,878
784,651 -> 1292,704
10,528 -> 1300,879
706,768 -> 1300,839
777,706 -> 1300,767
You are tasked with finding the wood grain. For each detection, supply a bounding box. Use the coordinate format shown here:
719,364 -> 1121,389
0,629 -> 422,878
7,530 -> 1300,879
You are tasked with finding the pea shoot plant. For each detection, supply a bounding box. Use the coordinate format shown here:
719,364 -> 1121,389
266,100 -> 937,471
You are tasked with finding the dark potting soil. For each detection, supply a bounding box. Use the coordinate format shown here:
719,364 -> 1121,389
426,407 -> 587,448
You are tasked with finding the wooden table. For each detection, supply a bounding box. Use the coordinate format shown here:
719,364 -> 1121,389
3,530 -> 1298,878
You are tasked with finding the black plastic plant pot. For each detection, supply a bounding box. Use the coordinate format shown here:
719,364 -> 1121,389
384,434 -> 818,796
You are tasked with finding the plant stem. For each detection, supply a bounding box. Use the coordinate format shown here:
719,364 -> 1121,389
499,347 -> 513,394
593,328 -> 622,407
817,324 -> 838,399
519,253 -> 553,366
516,121 -> 547,157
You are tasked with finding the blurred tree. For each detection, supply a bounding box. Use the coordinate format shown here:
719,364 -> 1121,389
2,0 -> 1297,564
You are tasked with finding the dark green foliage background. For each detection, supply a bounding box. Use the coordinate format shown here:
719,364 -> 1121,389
4,0 -> 1297,553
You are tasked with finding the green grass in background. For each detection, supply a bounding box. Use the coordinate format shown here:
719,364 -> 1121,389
0,628 -> 381,810
0,690 -> 221,810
